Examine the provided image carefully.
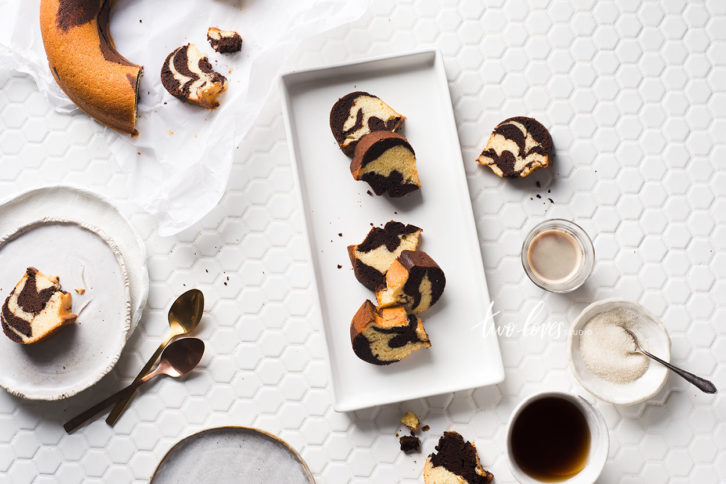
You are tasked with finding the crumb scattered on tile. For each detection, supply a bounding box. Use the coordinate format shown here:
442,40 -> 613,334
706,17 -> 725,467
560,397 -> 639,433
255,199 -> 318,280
401,411 -> 420,431
399,435 -> 421,454
421,425 -> 430,432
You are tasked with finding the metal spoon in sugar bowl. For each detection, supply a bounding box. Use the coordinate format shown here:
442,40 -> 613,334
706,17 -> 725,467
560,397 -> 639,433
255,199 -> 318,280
64,337 -> 205,433
106,288 -> 205,426
624,328 -> 717,394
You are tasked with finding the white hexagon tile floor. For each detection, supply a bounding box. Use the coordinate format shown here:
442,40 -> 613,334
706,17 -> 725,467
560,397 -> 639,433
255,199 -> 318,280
0,0 -> 724,482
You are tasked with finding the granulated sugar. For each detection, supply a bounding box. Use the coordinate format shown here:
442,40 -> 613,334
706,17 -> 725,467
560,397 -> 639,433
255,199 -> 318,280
580,308 -> 649,384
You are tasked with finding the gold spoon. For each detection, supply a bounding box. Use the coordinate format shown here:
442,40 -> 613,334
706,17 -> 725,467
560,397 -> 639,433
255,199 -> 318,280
623,328 -> 717,394
64,337 -> 205,433
106,289 -> 205,427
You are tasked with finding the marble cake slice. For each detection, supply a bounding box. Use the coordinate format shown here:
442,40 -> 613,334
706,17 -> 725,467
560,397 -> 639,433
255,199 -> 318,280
350,300 -> 431,365
350,131 -> 421,197
376,250 -> 446,314
424,431 -> 494,484
161,43 -> 227,109
330,91 -> 405,156
476,116 -> 553,178
347,221 -> 422,291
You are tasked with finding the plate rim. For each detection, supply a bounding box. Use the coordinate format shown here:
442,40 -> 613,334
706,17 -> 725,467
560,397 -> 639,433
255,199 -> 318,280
279,49 -> 504,412
0,185 -> 149,400
150,426 -> 315,484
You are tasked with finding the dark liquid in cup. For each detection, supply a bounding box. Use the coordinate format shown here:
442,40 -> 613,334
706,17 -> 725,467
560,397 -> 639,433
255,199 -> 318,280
511,397 -> 591,482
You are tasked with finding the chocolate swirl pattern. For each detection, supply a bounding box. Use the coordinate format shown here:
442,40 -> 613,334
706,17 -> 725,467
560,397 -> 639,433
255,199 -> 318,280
424,431 -> 494,484
348,221 -> 422,292
376,250 -> 446,314
350,300 -> 431,365
1,268 -> 77,344
351,131 -> 421,197
161,44 -> 227,109
477,116 -> 553,178
330,91 -> 405,156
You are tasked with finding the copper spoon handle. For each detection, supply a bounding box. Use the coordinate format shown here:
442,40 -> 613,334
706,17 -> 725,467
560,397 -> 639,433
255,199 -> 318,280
64,375 -> 154,433
105,334 -> 173,427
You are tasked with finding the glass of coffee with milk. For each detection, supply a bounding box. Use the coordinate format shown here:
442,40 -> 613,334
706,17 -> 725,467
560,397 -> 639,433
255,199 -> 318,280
521,219 -> 594,293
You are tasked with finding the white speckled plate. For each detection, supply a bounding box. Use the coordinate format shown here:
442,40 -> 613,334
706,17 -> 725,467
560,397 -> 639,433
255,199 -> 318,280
151,427 -> 315,484
0,186 -> 148,400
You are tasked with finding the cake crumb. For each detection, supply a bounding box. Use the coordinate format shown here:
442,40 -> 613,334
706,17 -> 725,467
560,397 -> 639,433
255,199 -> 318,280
421,425 -> 430,432
536,194 -> 541,199
399,435 -> 420,454
401,411 -> 420,431
337,264 -> 342,269
74,288 -> 85,295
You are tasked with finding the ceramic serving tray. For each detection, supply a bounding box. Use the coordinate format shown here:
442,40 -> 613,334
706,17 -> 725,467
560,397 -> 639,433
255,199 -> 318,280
280,50 -> 504,411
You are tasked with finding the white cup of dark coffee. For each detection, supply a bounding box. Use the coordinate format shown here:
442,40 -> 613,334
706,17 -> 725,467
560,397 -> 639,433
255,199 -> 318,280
506,392 -> 609,484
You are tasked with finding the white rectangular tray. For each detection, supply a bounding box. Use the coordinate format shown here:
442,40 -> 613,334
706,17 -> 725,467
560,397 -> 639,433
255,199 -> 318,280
280,50 -> 504,412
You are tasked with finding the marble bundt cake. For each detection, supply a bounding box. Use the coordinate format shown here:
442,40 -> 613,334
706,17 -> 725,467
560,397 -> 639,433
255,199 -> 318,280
207,27 -> 243,53
2,268 -> 77,344
330,91 -> 405,156
350,300 -> 431,365
348,221 -> 422,291
424,431 -> 494,484
161,44 -> 227,109
40,0 -> 143,134
351,131 -> 421,197
376,250 -> 446,314
477,116 -> 553,178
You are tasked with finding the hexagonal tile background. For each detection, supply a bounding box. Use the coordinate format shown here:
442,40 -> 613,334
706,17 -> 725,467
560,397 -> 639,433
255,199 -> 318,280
0,0 -> 724,482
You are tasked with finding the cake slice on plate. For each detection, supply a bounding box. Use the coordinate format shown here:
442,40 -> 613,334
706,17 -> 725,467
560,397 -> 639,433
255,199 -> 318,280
2,267 -> 77,344
330,91 -> 404,156
376,250 -> 446,314
350,300 -> 430,365
351,131 -> 421,197
348,221 -> 422,291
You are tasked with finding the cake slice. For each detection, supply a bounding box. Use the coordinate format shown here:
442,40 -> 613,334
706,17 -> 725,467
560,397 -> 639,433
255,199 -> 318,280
424,432 -> 494,484
376,250 -> 446,314
350,300 -> 430,365
207,27 -> 243,53
348,221 -> 422,291
476,116 -> 552,178
161,43 -> 227,109
330,91 -> 405,156
351,131 -> 421,197
1,268 -> 77,344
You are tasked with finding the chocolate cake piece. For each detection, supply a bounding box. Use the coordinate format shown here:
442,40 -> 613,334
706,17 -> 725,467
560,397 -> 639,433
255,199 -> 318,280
400,434 -> 421,454
477,116 -> 553,178
376,250 -> 446,314
348,221 -> 422,291
424,431 -> 494,484
161,43 -> 227,109
350,300 -> 431,365
207,27 -> 242,53
351,131 -> 421,197
2,268 -> 77,344
330,91 -> 404,156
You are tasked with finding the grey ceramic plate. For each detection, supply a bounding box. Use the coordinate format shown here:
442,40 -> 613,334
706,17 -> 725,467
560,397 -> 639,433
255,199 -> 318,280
152,427 -> 314,484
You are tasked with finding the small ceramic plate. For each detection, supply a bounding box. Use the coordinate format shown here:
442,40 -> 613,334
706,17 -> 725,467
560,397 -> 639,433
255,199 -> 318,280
151,427 -> 315,484
0,186 -> 149,400
570,299 -> 671,406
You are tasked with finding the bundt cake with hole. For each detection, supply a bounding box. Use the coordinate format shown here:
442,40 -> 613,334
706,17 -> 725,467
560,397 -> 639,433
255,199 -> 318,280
351,131 -> 421,197
348,221 -> 422,291
477,116 -> 552,178
350,300 -> 430,365
376,250 -> 446,314
2,268 -> 77,344
330,91 -> 405,156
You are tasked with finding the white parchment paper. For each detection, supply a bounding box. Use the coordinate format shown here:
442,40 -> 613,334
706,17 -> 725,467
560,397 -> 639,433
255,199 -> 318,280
0,0 -> 367,235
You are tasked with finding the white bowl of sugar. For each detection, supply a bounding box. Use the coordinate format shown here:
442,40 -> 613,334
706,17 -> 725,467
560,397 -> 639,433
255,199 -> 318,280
570,299 -> 671,405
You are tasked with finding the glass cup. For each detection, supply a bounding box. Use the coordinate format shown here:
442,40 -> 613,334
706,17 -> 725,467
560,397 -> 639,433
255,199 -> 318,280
521,219 -> 594,293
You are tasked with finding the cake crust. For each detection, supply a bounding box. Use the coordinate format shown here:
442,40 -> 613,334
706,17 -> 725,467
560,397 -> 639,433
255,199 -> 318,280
477,116 -> 553,178
40,0 -> 143,134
